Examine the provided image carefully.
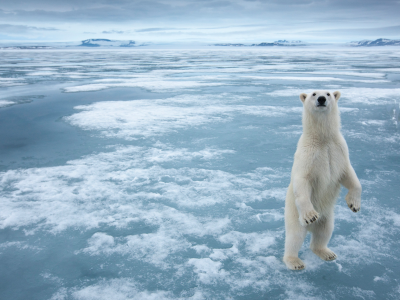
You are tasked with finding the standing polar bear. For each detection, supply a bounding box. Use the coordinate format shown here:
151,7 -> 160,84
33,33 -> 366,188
283,90 -> 362,270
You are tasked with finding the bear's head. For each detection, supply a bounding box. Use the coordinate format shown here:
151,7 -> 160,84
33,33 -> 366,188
299,90 -> 341,113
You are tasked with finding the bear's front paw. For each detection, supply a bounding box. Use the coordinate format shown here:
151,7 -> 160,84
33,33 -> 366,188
345,194 -> 361,213
299,209 -> 319,226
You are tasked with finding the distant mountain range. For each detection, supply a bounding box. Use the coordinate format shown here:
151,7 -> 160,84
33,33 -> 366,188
0,46 -> 54,50
80,39 -> 136,47
2,38 -> 400,50
214,43 -> 247,47
349,38 -> 400,47
252,40 -> 305,46
214,40 -> 306,47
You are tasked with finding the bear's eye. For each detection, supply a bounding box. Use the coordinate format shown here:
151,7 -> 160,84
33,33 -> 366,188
312,93 -> 316,96
327,93 -> 330,96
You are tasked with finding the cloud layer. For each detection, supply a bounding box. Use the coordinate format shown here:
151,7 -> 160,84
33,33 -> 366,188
1,0 -> 399,42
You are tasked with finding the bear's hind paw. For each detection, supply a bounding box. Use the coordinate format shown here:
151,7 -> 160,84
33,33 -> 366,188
283,257 -> 305,270
312,248 -> 337,261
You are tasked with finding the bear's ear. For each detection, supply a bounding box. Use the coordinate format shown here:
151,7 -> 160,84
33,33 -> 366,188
299,93 -> 307,103
333,91 -> 341,101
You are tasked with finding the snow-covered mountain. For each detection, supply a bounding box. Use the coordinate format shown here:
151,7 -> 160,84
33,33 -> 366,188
80,39 -> 136,47
213,43 -> 246,47
0,46 -> 54,49
252,40 -> 305,46
349,38 -> 400,47
213,40 -> 305,47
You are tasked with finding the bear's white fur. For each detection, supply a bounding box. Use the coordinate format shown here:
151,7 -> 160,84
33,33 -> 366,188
283,90 -> 361,270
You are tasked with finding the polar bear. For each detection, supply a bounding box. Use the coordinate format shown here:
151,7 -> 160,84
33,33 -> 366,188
283,90 -> 362,270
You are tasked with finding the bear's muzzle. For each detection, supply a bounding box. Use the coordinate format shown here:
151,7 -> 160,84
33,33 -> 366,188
317,96 -> 326,106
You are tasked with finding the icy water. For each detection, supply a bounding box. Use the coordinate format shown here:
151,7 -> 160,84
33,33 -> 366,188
0,47 -> 399,300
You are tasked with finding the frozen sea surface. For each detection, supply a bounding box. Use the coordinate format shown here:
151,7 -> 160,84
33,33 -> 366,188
0,47 -> 400,299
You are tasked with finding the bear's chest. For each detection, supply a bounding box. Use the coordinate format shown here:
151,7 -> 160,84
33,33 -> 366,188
308,143 -> 346,184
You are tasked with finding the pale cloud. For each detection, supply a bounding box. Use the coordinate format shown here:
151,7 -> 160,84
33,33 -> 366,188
0,24 -> 60,34
102,30 -> 126,34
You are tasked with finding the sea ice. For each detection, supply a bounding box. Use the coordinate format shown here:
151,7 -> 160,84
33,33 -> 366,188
0,47 -> 399,300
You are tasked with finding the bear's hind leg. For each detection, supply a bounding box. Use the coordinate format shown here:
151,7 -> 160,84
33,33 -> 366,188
283,221 -> 307,270
310,213 -> 337,261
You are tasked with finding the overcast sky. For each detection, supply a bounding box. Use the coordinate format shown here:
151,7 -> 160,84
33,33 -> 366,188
0,0 -> 399,43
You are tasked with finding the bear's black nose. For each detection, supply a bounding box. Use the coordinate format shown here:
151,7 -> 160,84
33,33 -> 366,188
317,96 -> 326,106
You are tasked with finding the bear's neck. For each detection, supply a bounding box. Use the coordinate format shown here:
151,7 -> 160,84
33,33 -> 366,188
302,108 -> 341,142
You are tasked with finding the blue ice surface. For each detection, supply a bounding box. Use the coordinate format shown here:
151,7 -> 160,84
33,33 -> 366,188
0,47 -> 399,300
